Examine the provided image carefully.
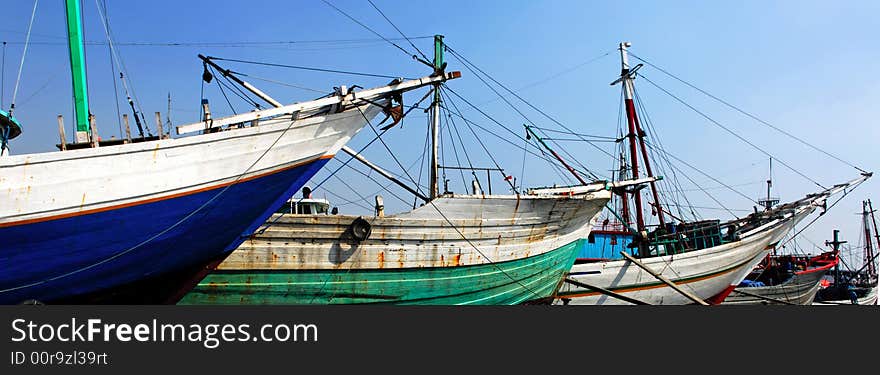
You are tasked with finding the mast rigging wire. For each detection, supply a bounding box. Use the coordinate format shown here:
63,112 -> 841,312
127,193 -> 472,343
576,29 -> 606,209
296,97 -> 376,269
638,73 -> 826,190
94,0 -> 151,136
445,46 -> 615,175
366,0 -> 431,65
9,0 -> 39,114
320,0 -> 427,66
207,57 -> 407,80
629,52 -> 868,174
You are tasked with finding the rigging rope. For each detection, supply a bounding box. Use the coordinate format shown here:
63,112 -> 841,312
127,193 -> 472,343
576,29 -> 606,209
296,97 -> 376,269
320,0 -> 423,63
441,87 -> 517,193
639,73 -> 827,190
208,57 -> 406,79
9,0 -> 39,114
775,177 -> 868,250
644,140 -> 745,218
445,49 -> 601,181
94,0 -> 152,136
0,37 -> 436,47
442,86 -> 602,181
348,107 -> 546,302
445,46 -> 616,172
629,52 -> 868,174
103,0 -> 123,138
1,41 -> 6,109
366,0 -> 432,65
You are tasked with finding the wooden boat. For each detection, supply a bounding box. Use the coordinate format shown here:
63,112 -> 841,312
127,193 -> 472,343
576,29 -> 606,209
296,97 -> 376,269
722,251 -> 838,305
813,201 -> 879,305
552,42 -> 870,305
180,37 -> 615,305
181,186 -> 611,305
722,161 -> 839,305
0,1 -> 458,304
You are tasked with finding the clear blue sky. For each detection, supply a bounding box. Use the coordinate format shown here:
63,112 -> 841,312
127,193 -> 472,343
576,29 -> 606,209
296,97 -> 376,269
2,1 -> 878,267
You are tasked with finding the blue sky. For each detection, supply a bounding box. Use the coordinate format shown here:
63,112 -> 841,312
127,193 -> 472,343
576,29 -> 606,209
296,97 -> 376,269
2,0 -> 878,266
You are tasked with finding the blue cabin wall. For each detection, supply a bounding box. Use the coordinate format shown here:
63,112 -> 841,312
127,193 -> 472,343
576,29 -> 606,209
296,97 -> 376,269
576,231 -> 634,260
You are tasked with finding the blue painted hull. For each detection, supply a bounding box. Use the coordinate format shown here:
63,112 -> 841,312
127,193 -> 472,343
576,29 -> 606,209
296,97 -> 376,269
0,158 -> 329,304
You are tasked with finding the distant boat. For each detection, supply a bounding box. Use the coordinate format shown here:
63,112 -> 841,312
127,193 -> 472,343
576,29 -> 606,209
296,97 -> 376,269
0,1 -> 458,304
721,251 -> 838,305
722,160 -> 840,305
180,37 -> 615,305
552,42 -> 869,305
813,201 -> 879,305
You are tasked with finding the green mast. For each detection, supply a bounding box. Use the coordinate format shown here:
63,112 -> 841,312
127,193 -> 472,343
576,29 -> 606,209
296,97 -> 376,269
65,0 -> 90,136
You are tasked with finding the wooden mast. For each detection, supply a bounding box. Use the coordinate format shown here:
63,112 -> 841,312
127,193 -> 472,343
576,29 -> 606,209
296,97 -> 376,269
429,35 -> 444,200
863,200 -> 877,277
617,42 -> 666,232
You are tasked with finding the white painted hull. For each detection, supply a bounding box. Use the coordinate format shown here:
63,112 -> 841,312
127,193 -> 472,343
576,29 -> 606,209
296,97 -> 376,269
217,190 -> 612,271
556,207 -> 814,305
1,106 -> 376,223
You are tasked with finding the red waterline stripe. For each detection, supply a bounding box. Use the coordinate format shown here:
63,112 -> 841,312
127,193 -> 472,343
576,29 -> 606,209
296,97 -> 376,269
0,154 -> 334,229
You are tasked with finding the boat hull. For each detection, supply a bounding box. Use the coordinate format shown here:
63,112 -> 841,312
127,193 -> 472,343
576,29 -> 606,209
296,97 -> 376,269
722,267 -> 828,305
181,239 -> 581,305
555,209 -> 810,305
813,283 -> 879,305
180,191 -> 611,305
1,106 -> 377,304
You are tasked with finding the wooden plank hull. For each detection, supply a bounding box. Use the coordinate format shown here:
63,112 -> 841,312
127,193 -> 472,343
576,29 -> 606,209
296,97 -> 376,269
556,208 -> 813,305
180,191 -> 611,305
813,283 -> 879,305
181,239 -> 582,305
722,268 -> 828,305
0,105 -> 377,304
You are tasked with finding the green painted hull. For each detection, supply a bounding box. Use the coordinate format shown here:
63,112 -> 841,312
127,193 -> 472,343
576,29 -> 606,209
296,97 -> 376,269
180,240 -> 581,305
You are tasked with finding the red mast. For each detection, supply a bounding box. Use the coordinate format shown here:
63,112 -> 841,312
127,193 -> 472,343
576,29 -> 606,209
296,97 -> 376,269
616,42 -> 666,232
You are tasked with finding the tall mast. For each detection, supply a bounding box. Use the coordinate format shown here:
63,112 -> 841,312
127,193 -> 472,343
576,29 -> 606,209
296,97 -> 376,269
429,35 -> 444,200
864,200 -> 877,277
618,42 -> 666,231
826,229 -> 846,286
65,0 -> 91,142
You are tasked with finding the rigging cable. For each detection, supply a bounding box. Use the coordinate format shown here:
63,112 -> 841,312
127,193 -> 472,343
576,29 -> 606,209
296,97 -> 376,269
629,52 -> 868,174
445,46 -> 616,174
445,49 -> 601,181
638,73 -> 826,189
366,0 -> 431,64
442,87 -> 517,193
320,0 -> 427,65
644,140 -> 743,219
440,90 -> 485,190
9,0 -> 39,115
207,57 -> 406,80
211,66 -> 239,114
94,0 -> 152,136
440,104 -> 471,193
776,177 -> 869,250
633,85 -> 698,221
1,41 -> 6,108
442,86 -> 599,181
101,0 -> 123,137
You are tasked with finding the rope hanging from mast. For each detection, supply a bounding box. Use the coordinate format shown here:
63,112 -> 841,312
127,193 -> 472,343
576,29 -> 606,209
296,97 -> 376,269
9,0 -> 39,118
